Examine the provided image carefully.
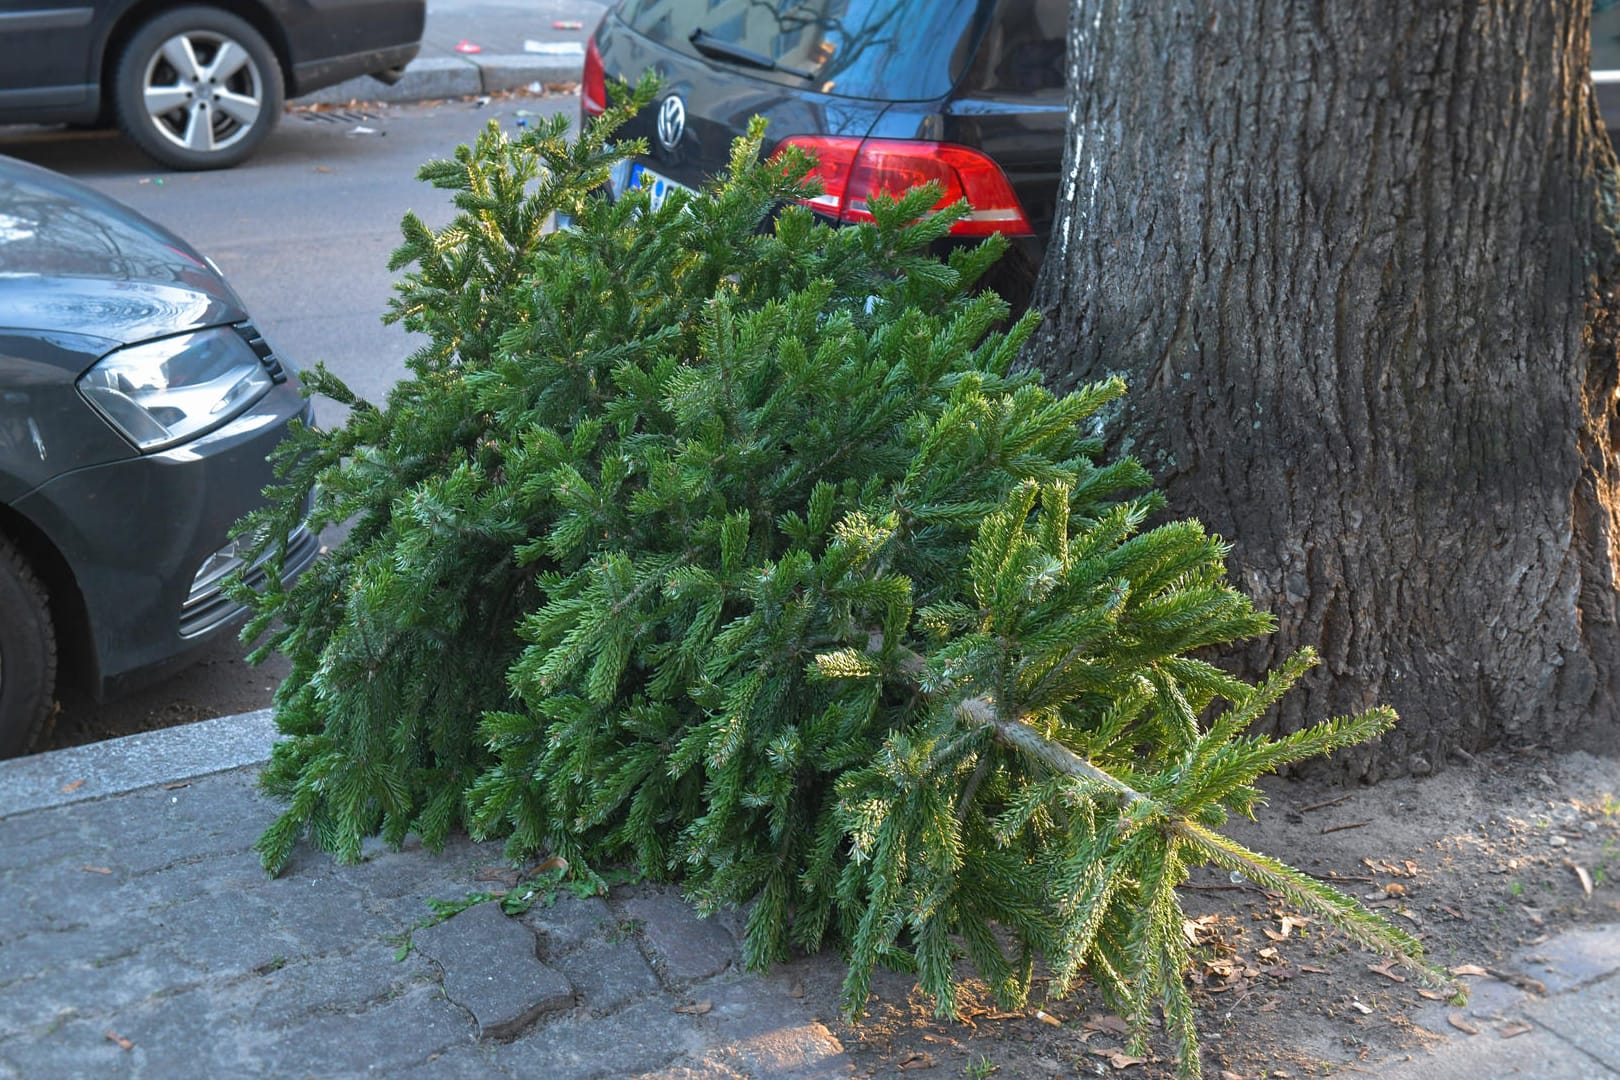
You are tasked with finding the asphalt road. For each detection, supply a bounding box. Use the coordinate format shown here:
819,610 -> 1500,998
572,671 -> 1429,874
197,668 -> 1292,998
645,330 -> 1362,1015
0,90 -> 580,750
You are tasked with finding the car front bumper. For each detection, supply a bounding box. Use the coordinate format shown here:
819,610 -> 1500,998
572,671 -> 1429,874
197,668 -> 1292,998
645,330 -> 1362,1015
10,375 -> 315,695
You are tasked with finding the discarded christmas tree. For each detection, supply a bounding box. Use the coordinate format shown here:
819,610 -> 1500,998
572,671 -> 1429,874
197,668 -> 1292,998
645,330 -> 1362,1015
233,81 -> 1434,1075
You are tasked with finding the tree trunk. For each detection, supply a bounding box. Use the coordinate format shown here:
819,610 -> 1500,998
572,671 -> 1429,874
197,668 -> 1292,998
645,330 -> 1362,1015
1029,0 -> 1620,777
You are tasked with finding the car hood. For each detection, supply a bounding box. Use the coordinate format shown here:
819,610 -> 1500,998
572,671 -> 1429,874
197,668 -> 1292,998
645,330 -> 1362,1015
0,155 -> 246,359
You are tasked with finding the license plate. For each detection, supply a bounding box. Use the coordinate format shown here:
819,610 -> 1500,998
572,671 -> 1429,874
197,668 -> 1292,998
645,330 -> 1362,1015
627,163 -> 695,211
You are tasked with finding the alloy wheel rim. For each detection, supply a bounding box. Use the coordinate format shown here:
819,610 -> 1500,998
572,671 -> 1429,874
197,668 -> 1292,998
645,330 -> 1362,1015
141,30 -> 263,154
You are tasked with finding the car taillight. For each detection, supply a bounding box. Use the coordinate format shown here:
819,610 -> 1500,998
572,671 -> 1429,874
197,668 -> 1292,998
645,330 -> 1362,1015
582,33 -> 607,121
776,136 -> 1034,238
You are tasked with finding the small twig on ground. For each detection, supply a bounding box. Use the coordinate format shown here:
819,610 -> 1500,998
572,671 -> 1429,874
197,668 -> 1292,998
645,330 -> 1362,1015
1306,872 -> 1376,883
1300,792 -> 1356,813
1320,820 -> 1370,835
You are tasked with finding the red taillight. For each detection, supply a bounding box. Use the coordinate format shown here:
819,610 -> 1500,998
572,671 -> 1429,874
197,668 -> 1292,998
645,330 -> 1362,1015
776,136 -> 1033,238
582,34 -> 607,120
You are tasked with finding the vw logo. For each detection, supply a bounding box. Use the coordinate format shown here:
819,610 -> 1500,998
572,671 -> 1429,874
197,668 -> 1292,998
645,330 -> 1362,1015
656,94 -> 687,152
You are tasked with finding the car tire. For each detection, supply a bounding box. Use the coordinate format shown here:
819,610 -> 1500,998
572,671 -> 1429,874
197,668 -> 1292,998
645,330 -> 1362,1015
113,7 -> 284,171
0,538 -> 56,758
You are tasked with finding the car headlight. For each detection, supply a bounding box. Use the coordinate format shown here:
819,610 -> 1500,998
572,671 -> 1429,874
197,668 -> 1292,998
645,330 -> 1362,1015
77,326 -> 274,452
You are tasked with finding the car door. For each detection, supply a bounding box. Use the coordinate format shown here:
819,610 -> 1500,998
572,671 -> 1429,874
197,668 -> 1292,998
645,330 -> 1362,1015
0,0 -> 102,117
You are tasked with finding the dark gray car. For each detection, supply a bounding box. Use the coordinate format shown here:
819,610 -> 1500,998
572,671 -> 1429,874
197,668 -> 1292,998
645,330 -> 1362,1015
0,0 -> 424,169
0,154 -> 315,755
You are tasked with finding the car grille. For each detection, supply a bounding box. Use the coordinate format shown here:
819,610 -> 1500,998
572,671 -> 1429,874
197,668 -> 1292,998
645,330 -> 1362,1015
178,523 -> 320,639
233,321 -> 288,383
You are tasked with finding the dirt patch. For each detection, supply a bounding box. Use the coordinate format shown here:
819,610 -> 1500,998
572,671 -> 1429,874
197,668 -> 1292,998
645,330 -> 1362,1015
791,748 -> 1620,1079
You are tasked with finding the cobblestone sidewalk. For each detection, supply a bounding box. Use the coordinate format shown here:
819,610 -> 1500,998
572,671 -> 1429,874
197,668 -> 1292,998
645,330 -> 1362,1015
0,767 -> 850,1078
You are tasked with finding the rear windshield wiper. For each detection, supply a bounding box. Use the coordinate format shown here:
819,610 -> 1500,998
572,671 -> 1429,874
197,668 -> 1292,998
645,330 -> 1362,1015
688,27 -> 815,80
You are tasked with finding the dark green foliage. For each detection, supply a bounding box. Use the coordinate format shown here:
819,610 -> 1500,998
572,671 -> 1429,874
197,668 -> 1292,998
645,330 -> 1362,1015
233,85 -> 1431,1076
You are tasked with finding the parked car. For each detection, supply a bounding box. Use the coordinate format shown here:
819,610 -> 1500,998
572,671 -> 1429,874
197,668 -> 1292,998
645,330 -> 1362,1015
0,0 -> 425,170
588,2 -> 1620,309
0,154 -> 317,755
584,0 -> 1067,308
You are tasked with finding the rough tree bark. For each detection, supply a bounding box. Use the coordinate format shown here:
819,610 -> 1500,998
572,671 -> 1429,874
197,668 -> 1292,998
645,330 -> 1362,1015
1028,0 -> 1620,777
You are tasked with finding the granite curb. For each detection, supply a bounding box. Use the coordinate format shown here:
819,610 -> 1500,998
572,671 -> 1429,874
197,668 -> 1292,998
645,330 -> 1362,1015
294,54 -> 582,108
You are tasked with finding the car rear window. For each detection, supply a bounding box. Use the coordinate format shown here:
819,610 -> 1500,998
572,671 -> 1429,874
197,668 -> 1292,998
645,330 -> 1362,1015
617,0 -> 991,101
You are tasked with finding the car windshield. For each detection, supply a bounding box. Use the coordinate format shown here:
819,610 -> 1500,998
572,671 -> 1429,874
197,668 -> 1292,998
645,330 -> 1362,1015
618,0 -> 991,101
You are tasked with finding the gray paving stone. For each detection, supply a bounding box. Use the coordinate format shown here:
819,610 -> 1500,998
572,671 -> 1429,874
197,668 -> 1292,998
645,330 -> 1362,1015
689,976 -> 854,1079
248,950 -> 438,1025
413,901 -> 574,1038
253,984 -> 478,1075
1525,975 -> 1620,1071
386,1040 -> 511,1079
149,892 -> 290,978
1,1015 -> 141,1077
1523,926 -> 1620,992
0,946 -> 210,1040
1376,1024 -> 1618,1079
524,893 -> 613,956
493,997 -> 709,1077
641,1064 -> 748,1080
621,889 -> 737,983
129,847 -> 272,901
552,939 -> 661,1014
0,914 -> 165,985
262,888 -> 395,958
89,982 -> 277,1076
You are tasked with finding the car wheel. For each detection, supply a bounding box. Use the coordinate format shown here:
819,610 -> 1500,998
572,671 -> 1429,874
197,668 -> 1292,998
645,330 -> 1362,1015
0,538 -> 56,758
113,7 -> 284,170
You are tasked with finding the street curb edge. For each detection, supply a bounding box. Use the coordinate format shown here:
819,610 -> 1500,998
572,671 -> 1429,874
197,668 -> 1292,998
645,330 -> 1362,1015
0,708 -> 277,820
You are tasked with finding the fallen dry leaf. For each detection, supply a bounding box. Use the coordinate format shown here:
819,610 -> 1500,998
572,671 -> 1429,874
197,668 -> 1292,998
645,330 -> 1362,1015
105,1031 -> 133,1051
1034,1010 -> 1062,1027
1416,988 -> 1453,1000
673,1000 -> 712,1015
1447,1013 -> 1479,1035
1348,1000 -> 1374,1015
1183,914 -> 1222,946
60,779 -> 86,793
1449,964 -> 1490,978
533,854 -> 569,876
1220,1072 -> 1245,1080
1299,965 -> 1329,974
160,781 -> 190,791
1367,960 -> 1406,983
786,980 -> 805,999
1497,1020 -> 1534,1038
475,866 -> 522,886
81,866 -> 113,875
1084,1014 -> 1131,1036
898,1051 -> 936,1070
1570,862 -> 1594,898
1091,1048 -> 1149,1070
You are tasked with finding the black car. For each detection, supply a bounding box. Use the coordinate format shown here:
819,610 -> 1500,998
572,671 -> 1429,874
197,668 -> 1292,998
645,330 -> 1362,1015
0,154 -> 316,755
583,0 -> 1066,307
0,0 -> 425,169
